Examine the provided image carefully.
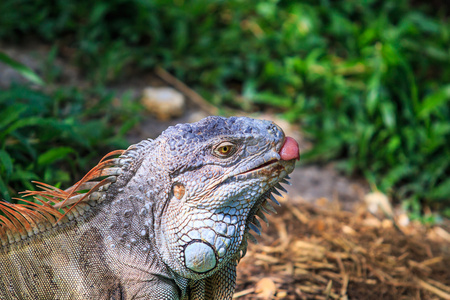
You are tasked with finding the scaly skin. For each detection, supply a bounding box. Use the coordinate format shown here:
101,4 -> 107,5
0,116 -> 298,299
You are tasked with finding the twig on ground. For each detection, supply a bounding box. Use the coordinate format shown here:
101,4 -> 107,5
154,67 -> 219,115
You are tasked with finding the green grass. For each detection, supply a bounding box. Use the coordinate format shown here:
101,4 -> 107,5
0,82 -> 141,202
0,0 -> 448,219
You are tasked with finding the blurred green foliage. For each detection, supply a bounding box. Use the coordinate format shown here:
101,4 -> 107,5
0,84 -> 140,202
0,0 -> 448,219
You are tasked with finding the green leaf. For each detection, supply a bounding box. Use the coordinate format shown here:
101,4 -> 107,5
418,85 -> 450,119
0,150 -> 13,177
0,175 -> 10,201
380,164 -> 412,191
429,178 -> 450,200
37,147 -> 75,166
380,101 -> 396,130
386,135 -> 401,153
0,104 -> 26,130
366,75 -> 380,115
118,117 -> 140,137
0,52 -> 45,86
252,92 -> 292,108
10,169 -> 39,182
0,117 -> 44,141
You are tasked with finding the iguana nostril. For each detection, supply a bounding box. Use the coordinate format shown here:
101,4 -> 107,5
173,183 -> 185,200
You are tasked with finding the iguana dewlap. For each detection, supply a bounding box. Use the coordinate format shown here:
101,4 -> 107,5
0,116 -> 299,299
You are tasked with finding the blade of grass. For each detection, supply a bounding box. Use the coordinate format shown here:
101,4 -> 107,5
0,52 -> 45,86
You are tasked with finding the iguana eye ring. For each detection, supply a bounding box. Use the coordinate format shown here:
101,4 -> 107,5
213,142 -> 236,157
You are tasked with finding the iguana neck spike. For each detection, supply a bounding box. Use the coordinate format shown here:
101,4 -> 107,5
0,149 -> 130,245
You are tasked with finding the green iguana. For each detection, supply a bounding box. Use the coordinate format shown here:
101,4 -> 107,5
0,116 -> 299,299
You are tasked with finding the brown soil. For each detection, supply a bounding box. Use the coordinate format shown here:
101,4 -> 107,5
235,201 -> 450,300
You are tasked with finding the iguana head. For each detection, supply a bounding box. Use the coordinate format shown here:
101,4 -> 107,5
153,116 -> 299,279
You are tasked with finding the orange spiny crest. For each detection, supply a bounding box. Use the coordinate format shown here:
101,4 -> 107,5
21,182 -> 71,204
1,149 -> 125,241
55,176 -> 116,223
0,203 -> 32,232
54,151 -> 124,222
0,214 -> 15,231
57,158 -> 120,208
0,203 -> 28,238
99,150 -> 126,163
0,199 -> 63,243
7,205 -> 36,228
16,198 -> 63,218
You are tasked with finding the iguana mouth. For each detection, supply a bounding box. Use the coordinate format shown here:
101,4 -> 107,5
240,159 -> 280,176
239,136 -> 299,176
254,159 -> 279,170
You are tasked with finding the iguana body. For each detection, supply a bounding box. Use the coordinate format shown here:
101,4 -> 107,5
0,116 -> 299,299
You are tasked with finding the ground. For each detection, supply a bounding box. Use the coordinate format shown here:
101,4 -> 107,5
235,202 -> 450,299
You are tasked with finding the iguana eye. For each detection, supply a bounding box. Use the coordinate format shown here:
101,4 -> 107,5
214,142 -> 236,157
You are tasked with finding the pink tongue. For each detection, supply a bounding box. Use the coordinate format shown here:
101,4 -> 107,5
279,137 -> 300,161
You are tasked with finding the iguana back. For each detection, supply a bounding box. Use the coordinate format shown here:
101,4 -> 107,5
0,116 -> 299,299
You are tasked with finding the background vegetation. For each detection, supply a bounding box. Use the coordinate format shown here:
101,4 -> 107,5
0,0 -> 449,220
